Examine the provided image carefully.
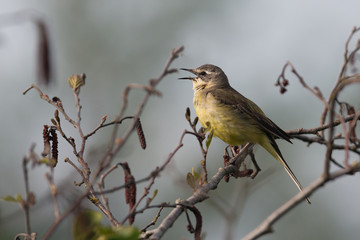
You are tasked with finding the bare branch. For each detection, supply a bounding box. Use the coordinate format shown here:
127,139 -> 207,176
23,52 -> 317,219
45,171 -> 60,220
144,144 -> 253,239
242,163 -> 360,240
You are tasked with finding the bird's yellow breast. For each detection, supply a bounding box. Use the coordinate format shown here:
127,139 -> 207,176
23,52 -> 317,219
193,90 -> 265,146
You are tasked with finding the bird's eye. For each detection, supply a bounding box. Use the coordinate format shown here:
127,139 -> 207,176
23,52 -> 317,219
200,71 -> 206,76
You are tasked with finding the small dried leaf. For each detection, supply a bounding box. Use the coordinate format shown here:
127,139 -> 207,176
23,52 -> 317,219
186,172 -> 195,189
68,73 -> 86,90
191,167 -> 201,182
205,131 -> 214,150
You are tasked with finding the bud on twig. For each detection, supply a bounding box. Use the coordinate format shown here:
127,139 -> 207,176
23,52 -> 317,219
185,107 -> 191,122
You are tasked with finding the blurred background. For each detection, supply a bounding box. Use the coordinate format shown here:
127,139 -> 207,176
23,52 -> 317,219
0,0 -> 359,239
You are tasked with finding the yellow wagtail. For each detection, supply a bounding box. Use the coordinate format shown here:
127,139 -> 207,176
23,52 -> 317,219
180,64 -> 310,204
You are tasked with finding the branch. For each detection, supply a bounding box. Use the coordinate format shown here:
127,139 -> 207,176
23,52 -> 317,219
242,162 -> 360,240
287,113 -> 359,136
143,144 -> 253,240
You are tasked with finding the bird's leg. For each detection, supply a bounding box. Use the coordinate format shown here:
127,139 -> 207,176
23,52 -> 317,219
249,150 -> 261,179
225,145 -> 254,178
230,145 -> 239,157
223,147 -> 231,182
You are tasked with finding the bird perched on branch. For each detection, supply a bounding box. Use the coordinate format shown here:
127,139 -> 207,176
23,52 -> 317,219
180,64 -> 310,204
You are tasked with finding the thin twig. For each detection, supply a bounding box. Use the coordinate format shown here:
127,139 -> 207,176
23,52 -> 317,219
96,183 -> 113,222
99,162 -> 121,188
84,114 -> 108,139
323,74 -> 360,178
98,116 -> 134,129
64,158 -> 85,186
287,113 -> 358,135
141,206 -> 165,232
339,26 -> 360,79
45,171 -> 60,220
23,84 -> 76,126
22,156 -> 31,235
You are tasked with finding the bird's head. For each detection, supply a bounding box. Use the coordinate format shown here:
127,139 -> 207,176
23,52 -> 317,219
179,64 -> 229,91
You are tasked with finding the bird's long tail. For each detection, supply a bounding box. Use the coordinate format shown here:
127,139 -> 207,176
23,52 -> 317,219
262,137 -> 311,204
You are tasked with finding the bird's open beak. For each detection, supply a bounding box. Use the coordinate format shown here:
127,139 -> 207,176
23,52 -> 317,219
178,68 -> 196,80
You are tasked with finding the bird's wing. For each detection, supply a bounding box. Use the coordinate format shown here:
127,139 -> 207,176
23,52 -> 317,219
209,87 -> 292,143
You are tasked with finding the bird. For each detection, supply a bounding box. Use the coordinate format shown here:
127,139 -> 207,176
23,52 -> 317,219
179,64 -> 310,204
